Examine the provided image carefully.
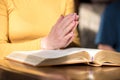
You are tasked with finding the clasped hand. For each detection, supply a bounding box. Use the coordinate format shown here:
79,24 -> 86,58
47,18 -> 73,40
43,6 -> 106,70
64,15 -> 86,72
41,13 -> 79,50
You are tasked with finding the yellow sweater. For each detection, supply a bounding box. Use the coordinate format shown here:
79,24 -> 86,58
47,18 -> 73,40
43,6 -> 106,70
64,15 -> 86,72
0,0 -> 80,59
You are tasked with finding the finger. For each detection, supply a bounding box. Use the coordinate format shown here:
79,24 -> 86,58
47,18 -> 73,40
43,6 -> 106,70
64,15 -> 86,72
65,13 -> 75,18
49,15 -> 64,34
75,15 -> 79,21
62,13 -> 78,30
52,15 -> 64,30
60,21 -> 78,38
61,21 -> 76,37
63,31 -> 74,46
55,15 -> 64,25
71,21 -> 79,32
53,13 -> 75,38
65,34 -> 74,48
58,13 -> 75,30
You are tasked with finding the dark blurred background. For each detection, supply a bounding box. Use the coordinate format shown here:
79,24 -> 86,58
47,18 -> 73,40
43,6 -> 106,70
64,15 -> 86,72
74,0 -> 115,48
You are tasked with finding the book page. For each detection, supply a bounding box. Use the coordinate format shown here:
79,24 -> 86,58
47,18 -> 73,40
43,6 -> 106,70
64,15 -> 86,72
6,48 -> 88,66
7,48 -> 88,59
93,50 -> 120,66
10,48 -> 101,58
79,48 -> 102,60
6,48 -> 101,66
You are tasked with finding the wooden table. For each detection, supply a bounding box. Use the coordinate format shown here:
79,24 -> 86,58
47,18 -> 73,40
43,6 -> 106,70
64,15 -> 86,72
0,60 -> 120,80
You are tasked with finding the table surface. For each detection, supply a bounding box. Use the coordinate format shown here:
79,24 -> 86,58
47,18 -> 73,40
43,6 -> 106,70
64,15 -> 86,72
0,60 -> 120,80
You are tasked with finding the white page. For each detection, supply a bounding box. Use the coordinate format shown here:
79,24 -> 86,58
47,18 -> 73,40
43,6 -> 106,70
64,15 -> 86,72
33,48 -> 101,58
7,48 -> 101,59
6,48 -> 102,66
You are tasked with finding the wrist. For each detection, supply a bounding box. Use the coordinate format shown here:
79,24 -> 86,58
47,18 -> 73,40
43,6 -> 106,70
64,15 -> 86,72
41,37 -> 54,50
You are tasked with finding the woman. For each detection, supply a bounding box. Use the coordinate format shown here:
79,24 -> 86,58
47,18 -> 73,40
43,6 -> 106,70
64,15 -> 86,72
0,0 -> 80,59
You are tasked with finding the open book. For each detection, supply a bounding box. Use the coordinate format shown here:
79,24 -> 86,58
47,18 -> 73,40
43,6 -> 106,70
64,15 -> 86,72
5,48 -> 120,66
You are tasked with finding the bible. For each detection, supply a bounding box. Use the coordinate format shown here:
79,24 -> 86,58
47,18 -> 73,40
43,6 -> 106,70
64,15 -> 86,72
5,48 -> 120,66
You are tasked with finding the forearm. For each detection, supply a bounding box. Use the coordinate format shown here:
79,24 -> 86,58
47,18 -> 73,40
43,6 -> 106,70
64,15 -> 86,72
0,38 -> 41,59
